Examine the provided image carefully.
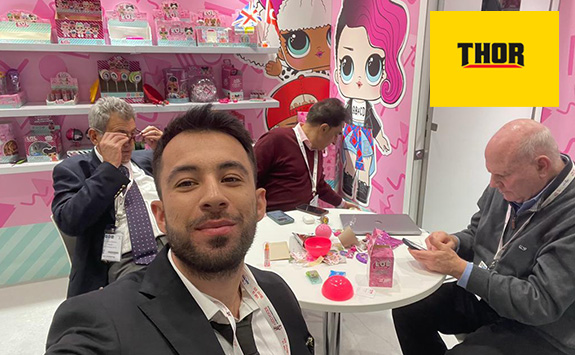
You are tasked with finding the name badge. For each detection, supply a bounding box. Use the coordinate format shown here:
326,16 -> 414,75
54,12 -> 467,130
478,260 -> 488,270
101,227 -> 121,262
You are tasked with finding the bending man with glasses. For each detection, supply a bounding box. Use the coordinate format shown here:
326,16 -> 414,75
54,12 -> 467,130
52,97 -> 164,298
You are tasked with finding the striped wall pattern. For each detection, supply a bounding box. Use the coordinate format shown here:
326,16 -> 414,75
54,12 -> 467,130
0,222 -> 70,287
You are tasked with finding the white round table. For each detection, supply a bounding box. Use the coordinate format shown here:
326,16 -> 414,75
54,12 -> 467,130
245,209 -> 445,355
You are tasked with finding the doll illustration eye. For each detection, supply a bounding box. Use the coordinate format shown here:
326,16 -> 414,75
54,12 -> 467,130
365,54 -> 384,85
282,30 -> 310,59
326,27 -> 331,48
340,55 -> 354,84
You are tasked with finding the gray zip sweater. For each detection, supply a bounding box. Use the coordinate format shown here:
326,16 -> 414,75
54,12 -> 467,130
455,155 -> 575,354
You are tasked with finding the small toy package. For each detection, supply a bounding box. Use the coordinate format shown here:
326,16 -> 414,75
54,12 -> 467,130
107,2 -> 152,46
55,0 -> 105,45
187,65 -> 218,102
221,59 -> 243,100
98,56 -> 144,103
230,2 -> 260,47
0,122 -> 19,163
153,1 -> 195,46
47,72 -> 79,105
195,10 -> 229,47
163,68 -> 189,103
368,230 -> 394,288
24,117 -> 63,162
0,10 -> 51,44
0,69 -> 26,108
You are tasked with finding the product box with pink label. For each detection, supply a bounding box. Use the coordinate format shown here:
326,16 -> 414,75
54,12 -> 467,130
24,117 -> 63,162
368,229 -> 395,288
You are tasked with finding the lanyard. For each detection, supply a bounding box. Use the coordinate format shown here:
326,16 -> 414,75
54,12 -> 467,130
491,164 -> 575,268
211,266 -> 290,355
293,125 -> 318,196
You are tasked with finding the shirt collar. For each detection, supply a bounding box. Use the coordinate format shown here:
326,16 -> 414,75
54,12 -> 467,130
93,147 -> 132,170
511,154 -> 572,214
295,123 -> 313,150
168,249 -> 258,323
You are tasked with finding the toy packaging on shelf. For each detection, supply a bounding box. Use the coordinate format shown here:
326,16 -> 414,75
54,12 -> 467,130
0,10 -> 51,44
0,69 -> 27,108
98,56 -> 144,103
164,68 -> 189,103
47,72 -> 79,105
153,1 -> 195,46
55,0 -> 105,45
230,2 -> 261,47
0,122 -> 20,163
188,65 -> 218,102
221,59 -> 243,100
195,10 -> 230,47
107,2 -> 152,46
24,117 -> 63,163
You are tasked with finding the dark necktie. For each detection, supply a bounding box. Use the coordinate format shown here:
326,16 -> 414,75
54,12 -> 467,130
211,312 -> 260,355
119,165 -> 158,265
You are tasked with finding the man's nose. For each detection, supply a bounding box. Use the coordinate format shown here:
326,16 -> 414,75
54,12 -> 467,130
200,178 -> 228,212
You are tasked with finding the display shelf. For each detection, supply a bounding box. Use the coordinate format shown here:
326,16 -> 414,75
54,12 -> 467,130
0,161 -> 60,175
0,99 -> 279,118
0,43 -> 278,55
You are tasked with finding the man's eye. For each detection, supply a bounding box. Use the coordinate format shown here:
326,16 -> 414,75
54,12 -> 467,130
176,180 -> 195,188
222,176 -> 242,183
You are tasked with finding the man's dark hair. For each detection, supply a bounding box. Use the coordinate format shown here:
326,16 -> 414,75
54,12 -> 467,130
152,105 -> 256,197
305,98 -> 350,127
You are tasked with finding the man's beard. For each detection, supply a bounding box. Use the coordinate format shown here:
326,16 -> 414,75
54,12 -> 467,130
166,210 -> 257,280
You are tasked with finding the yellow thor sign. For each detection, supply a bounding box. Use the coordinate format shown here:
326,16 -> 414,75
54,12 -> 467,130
430,11 -> 558,107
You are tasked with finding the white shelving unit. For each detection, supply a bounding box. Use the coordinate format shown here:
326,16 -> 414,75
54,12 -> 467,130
0,99 -> 279,118
0,43 -> 278,55
0,161 -> 60,175
1,43 -> 279,175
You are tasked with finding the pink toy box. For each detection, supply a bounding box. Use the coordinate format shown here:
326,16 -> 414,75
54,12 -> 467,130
153,1 -> 195,46
163,68 -> 189,103
0,122 -> 19,163
368,229 -> 395,288
0,90 -> 27,108
55,0 -> 105,45
24,117 -> 63,162
222,59 -> 243,100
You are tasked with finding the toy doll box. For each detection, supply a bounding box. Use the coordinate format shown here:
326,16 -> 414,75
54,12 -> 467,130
0,122 -> 19,163
368,242 -> 394,288
108,3 -> 152,46
47,72 -> 79,105
0,10 -> 51,44
25,117 -> 63,162
153,1 -> 195,46
0,90 -> 27,108
55,0 -> 104,45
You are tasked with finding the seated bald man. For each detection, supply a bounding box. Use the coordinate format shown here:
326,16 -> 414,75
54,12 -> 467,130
393,119 -> 575,355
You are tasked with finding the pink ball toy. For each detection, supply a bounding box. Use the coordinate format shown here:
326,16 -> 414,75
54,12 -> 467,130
322,275 -> 354,301
315,224 -> 332,238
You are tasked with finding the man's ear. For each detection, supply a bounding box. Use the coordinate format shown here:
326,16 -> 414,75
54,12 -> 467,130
151,200 -> 167,234
87,128 -> 100,146
535,156 -> 552,177
255,188 -> 267,222
320,123 -> 330,133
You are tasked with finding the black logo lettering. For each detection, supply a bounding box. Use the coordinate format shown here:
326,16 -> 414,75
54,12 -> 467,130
457,42 -> 524,67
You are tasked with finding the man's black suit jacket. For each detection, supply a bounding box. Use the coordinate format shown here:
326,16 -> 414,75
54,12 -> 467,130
51,149 -> 154,298
46,247 -> 315,354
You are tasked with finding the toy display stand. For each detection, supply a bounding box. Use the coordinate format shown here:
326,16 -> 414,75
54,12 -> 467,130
0,90 -> 27,108
55,0 -> 105,45
153,1 -> 195,47
98,55 -> 144,103
46,72 -> 79,106
0,10 -> 51,44
108,2 -> 152,46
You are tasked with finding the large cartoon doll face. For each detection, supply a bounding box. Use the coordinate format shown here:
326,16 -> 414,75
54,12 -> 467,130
335,25 -> 386,101
278,24 -> 331,72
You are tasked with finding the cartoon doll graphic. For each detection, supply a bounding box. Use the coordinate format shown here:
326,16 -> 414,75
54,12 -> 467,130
334,0 -> 408,205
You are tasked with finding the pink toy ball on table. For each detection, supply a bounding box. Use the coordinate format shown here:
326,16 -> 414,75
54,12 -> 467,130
304,237 -> 331,259
315,223 -> 332,238
322,275 -> 354,301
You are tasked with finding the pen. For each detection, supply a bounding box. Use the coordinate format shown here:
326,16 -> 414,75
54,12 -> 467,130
264,242 -> 270,267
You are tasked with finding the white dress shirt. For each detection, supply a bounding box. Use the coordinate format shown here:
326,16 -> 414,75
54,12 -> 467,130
94,148 -> 162,254
168,251 -> 285,354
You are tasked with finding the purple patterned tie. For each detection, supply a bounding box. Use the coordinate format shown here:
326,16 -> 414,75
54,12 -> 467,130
119,165 -> 158,265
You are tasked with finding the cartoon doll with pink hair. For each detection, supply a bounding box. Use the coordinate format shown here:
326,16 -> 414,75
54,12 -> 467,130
334,0 -> 408,205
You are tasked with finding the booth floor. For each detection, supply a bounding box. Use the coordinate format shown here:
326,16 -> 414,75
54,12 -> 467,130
0,277 -> 458,354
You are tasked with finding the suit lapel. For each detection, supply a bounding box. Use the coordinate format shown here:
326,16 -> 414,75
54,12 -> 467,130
138,249 -> 225,355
